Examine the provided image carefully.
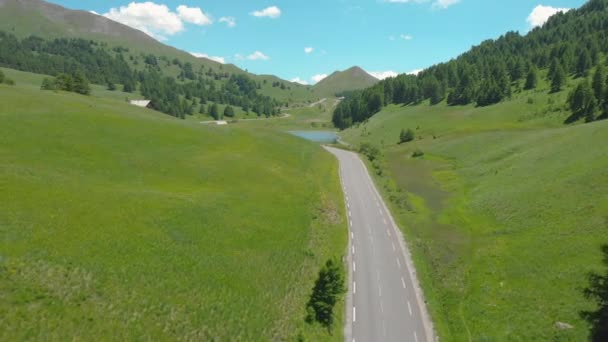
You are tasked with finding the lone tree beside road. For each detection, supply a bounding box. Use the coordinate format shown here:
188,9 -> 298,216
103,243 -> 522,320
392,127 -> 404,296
306,259 -> 345,332
581,243 -> 608,341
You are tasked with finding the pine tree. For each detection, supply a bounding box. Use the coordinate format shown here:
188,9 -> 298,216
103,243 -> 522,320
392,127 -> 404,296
576,49 -> 592,78
524,67 -> 538,90
551,64 -> 566,93
72,71 -> 91,95
592,64 -> 605,101
210,103 -> 220,120
568,80 -> 597,122
223,105 -> 235,118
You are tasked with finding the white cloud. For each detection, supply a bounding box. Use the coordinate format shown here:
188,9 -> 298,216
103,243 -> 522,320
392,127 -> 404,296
177,5 -> 212,25
400,34 -> 413,40
407,69 -> 423,75
385,0 -> 459,9
432,0 -> 460,9
89,10 -> 99,15
238,51 -> 269,61
104,2 -> 184,40
190,52 -> 225,64
291,77 -> 309,85
389,35 -> 396,41
527,5 -> 571,28
219,16 -> 236,28
369,71 -> 398,80
312,74 -> 328,83
304,47 -> 314,54
251,6 -> 281,18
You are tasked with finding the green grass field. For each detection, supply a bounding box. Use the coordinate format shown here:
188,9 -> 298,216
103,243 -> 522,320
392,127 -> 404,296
0,79 -> 346,340
340,78 -> 608,340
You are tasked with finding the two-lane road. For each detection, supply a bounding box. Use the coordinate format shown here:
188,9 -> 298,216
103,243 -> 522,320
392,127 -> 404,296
324,146 -> 434,342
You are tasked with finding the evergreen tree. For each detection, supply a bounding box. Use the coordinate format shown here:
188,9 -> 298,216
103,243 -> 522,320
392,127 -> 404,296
223,105 -> 235,118
576,48 -> 593,78
306,259 -> 345,330
107,81 -> 116,91
581,244 -> 608,341
0,70 -> 4,83
524,67 -> 538,90
199,104 -> 206,114
551,64 -> 566,93
210,103 -> 220,120
592,64 -> 605,101
41,78 -> 56,91
72,71 -> 91,95
568,80 -> 597,122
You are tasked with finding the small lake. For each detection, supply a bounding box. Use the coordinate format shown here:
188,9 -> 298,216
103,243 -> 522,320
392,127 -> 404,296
288,131 -> 338,143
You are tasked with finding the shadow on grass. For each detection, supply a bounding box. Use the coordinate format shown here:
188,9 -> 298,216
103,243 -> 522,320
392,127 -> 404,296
581,243 -> 608,341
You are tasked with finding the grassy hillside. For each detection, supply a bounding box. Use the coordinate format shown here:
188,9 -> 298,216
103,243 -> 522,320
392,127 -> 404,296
0,80 -> 346,340
313,67 -> 378,98
0,0 -> 315,105
340,77 -> 608,339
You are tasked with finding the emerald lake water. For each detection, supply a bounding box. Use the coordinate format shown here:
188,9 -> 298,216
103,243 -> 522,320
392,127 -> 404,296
288,131 -> 338,143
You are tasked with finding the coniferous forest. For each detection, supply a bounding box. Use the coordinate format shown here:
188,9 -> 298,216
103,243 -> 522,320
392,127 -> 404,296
333,0 -> 608,129
0,31 -> 281,119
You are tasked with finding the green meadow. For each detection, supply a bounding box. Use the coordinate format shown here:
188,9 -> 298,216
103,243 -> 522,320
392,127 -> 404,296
0,79 -> 346,340
341,80 -> 608,340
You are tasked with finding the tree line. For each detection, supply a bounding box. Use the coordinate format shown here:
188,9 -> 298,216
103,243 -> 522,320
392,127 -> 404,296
0,31 -> 282,119
333,0 -> 608,129
41,72 -> 91,95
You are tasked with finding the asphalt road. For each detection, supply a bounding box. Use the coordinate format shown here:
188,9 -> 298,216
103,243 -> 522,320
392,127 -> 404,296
324,146 -> 434,342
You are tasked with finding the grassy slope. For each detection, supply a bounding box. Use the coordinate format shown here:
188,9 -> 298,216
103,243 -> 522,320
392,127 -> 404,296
0,80 -> 346,340
340,78 -> 608,340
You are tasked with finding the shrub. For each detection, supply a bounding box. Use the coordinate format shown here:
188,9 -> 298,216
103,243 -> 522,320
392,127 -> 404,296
412,149 -> 424,158
359,143 -> 381,162
399,128 -> 415,144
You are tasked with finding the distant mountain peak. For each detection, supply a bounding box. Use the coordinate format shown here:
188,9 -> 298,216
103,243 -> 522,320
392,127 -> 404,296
312,66 -> 379,96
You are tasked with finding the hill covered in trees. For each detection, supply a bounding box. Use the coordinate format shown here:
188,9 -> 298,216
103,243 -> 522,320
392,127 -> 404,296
333,0 -> 608,129
0,31 -> 281,118
0,0 -> 318,107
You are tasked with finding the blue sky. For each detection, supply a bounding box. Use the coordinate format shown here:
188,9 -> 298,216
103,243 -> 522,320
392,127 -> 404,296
49,0 -> 586,84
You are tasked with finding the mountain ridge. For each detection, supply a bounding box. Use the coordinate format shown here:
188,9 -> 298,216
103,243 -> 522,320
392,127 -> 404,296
0,0 -> 320,104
